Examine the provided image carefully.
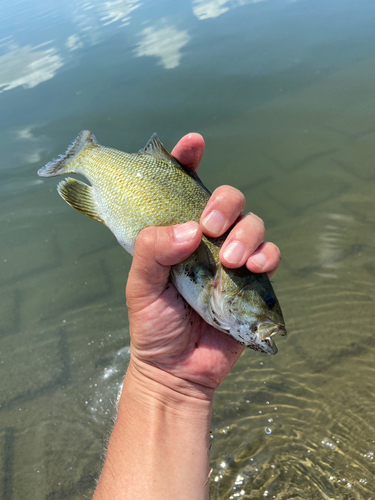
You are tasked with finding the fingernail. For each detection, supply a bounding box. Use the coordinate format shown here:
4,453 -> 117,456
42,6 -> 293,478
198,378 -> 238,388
222,241 -> 245,264
249,253 -> 267,269
202,210 -> 225,233
173,221 -> 198,242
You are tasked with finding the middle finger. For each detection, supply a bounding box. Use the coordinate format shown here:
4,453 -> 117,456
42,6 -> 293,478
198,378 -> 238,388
200,185 -> 246,237
219,212 -> 265,268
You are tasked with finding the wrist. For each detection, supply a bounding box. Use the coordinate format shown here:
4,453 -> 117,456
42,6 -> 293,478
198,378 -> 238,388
124,357 -> 215,413
95,363 -> 213,500
99,358 -> 213,499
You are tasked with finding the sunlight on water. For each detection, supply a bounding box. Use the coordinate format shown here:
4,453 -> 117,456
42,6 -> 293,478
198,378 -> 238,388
1,0 -> 375,498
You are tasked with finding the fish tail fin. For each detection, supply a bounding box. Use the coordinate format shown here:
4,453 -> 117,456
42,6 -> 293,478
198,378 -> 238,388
37,130 -> 99,177
57,177 -> 105,224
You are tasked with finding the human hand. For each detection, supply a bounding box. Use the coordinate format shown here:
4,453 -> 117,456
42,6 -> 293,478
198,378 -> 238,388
126,133 -> 281,399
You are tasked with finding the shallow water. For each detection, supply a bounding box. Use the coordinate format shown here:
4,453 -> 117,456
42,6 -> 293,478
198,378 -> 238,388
1,0 -> 375,498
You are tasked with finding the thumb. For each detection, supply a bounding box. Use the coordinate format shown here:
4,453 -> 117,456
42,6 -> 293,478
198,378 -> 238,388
126,222 -> 202,311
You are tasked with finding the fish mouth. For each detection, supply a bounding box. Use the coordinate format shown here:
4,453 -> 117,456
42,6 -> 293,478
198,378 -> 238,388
269,324 -> 287,338
222,321 -> 287,355
256,323 -> 287,355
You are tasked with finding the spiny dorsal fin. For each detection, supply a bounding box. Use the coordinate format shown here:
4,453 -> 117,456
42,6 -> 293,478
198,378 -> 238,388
139,133 -> 212,196
57,177 -> 105,224
138,133 -> 180,166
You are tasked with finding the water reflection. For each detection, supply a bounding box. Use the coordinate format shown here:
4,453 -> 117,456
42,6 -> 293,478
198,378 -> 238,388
72,0 -> 141,34
65,34 -> 84,51
0,43 -> 63,93
193,0 -> 233,20
193,0 -> 266,20
16,126 -> 49,165
99,0 -> 141,26
70,0 -> 104,47
0,0 -> 192,89
134,23 -> 190,69
315,213 -> 355,279
0,36 -> 13,48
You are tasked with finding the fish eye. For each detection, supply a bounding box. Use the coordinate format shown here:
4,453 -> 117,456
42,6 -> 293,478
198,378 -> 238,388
265,295 -> 276,309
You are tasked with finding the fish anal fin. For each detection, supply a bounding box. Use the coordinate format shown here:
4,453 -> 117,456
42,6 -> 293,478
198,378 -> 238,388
57,178 -> 104,224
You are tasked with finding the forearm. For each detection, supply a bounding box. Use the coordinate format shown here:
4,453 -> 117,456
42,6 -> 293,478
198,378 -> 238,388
93,360 -> 213,500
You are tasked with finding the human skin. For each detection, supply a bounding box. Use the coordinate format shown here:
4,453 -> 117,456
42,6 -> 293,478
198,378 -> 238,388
92,133 -> 281,500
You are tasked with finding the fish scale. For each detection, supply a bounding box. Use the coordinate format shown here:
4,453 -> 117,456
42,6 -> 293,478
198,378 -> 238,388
38,130 -> 286,354
98,150 -> 203,226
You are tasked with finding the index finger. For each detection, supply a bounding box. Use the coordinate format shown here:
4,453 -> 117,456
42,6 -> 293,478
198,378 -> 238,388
171,133 -> 205,172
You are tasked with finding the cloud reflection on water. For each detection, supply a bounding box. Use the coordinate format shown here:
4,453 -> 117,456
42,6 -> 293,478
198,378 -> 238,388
193,0 -> 265,20
66,34 -> 84,51
0,36 -> 13,49
0,43 -> 64,93
99,0 -> 141,26
134,23 -> 190,69
0,0 -> 195,93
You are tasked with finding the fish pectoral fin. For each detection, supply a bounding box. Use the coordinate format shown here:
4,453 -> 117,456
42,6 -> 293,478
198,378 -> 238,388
57,177 -> 105,224
138,133 -> 180,167
190,240 -> 218,283
196,240 -> 216,271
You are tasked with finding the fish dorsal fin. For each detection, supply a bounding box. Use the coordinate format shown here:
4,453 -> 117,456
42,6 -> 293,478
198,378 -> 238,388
57,177 -> 105,224
139,133 -> 179,166
139,133 -> 212,196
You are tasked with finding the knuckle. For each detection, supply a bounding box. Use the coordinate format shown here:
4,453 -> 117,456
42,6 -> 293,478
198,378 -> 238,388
136,227 -> 157,251
212,185 -> 246,211
244,212 -> 265,235
248,212 -> 264,226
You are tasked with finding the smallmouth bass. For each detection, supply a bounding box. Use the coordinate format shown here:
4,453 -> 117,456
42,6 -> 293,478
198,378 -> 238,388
38,131 -> 286,354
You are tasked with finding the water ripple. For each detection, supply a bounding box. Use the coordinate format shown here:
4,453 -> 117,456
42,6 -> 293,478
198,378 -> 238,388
210,276 -> 375,498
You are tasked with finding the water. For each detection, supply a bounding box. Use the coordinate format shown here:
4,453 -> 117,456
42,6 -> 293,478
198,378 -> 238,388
1,0 -> 375,498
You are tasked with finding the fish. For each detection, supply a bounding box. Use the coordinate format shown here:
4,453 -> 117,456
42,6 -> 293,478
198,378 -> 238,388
38,130 -> 286,354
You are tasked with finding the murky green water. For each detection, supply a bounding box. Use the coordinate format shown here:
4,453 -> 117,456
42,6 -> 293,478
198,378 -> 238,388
1,0 -> 375,498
